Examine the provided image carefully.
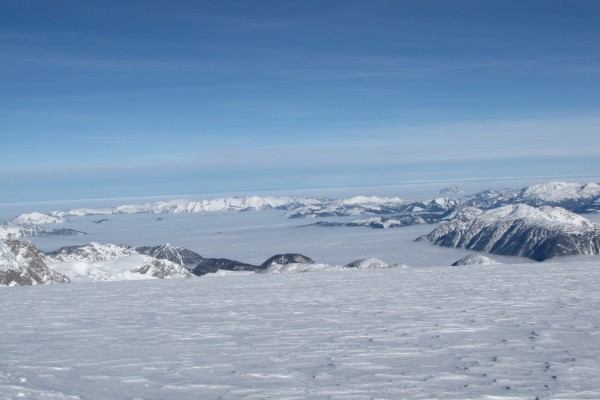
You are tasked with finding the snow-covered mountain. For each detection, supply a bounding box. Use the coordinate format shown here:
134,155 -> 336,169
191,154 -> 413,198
284,196 -> 458,218
264,257 -> 401,273
135,244 -> 204,269
343,257 -> 389,269
418,204 -> 600,261
467,181 -> 600,212
439,186 -> 465,195
42,196 -> 324,219
45,242 -> 136,263
0,242 -> 195,284
346,212 -> 444,229
0,240 -> 70,286
11,212 -> 65,225
0,223 -> 85,240
451,254 -> 499,266
264,262 -> 342,273
260,253 -> 314,269
49,254 -> 193,282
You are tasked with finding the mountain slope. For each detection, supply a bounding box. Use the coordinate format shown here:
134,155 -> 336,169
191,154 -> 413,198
467,181 -> 600,212
418,205 -> 600,261
135,244 -> 204,269
1,240 -> 70,286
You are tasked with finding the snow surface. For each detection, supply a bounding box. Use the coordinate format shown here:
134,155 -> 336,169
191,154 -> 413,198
1,262 -> 600,399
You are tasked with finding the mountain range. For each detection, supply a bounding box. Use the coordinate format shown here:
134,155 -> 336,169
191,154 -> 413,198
2,180 -> 600,286
6,182 -> 600,229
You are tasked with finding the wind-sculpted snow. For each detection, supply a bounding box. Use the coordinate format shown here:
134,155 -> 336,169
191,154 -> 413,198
419,204 -> 600,261
467,181 -> 600,212
1,263 -> 599,399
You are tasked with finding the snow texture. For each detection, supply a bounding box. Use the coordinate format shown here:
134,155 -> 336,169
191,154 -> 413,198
1,263 -> 599,399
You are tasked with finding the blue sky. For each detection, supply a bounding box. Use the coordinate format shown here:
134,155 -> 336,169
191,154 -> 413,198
2,0 -> 600,202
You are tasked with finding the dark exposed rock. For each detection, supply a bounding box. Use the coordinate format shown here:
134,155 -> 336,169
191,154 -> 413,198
192,258 -> 258,276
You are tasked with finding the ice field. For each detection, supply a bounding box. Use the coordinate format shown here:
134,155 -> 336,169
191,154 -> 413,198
1,261 -> 600,399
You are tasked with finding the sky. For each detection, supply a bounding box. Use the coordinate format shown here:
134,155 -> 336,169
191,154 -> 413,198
2,0 -> 600,202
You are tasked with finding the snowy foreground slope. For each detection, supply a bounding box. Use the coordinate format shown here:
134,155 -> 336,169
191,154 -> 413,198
1,263 -> 599,399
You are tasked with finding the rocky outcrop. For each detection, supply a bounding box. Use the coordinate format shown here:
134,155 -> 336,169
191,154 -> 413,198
1,240 -> 70,286
192,258 -> 258,276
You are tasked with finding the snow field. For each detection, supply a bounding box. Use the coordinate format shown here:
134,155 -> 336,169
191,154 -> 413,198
1,262 -> 600,399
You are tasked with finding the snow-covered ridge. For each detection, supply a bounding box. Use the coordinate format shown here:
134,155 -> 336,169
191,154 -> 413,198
46,196 -> 325,219
262,257 -> 401,274
8,181 -> 599,230
478,204 -> 597,232
0,223 -> 85,240
284,196 -> 457,218
521,181 -> 600,203
341,196 -> 403,206
467,181 -> 600,212
45,242 -> 137,263
419,204 -> 600,261
11,212 -> 65,225
0,241 -> 196,285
